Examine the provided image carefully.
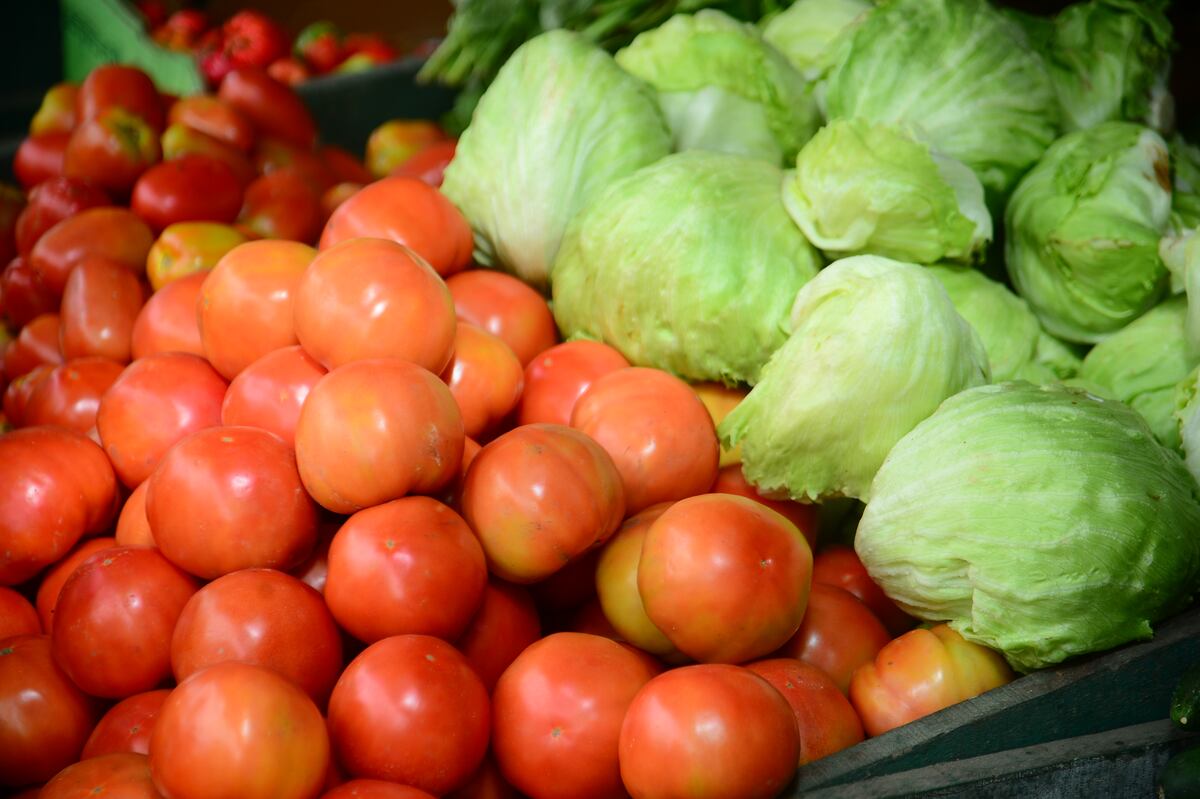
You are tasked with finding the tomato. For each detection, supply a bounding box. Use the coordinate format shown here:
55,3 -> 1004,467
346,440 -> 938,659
447,270 -> 558,366
529,547 -> 601,616
81,689 -> 170,759
455,580 -> 540,691
572,368 -> 719,514
462,424 -> 625,583
13,132 -> 69,189
291,514 -> 338,594
813,546 -> 915,637
295,21 -> 346,74
321,182 -> 362,218
692,382 -> 746,467
3,312 -> 62,380
518,341 -> 630,427
40,752 -> 160,798
0,184 -> 23,267
268,57 -> 312,86
322,781 -> 436,799
1,256 -> 58,328
595,503 -> 679,659
76,65 -> 165,133
52,546 -> 198,697
218,67 -> 317,149
160,123 -> 256,187
776,583 -> 891,694
129,271 -> 206,360
255,137 -> 337,193
745,658 -> 864,765
319,177 -> 473,277
14,177 -> 109,258
711,465 -> 818,550
171,568 -> 342,705
295,358 -> 464,513
64,109 -> 161,197
114,482 -> 154,548
197,239 -> 312,379
0,427 -> 117,585
0,635 -> 99,789
0,587 -> 40,639
59,258 -> 144,362
30,207 -> 153,297
850,624 -> 1015,737
391,140 -> 457,188
145,221 -> 247,291
147,426 -> 317,578
96,352 -> 226,487
153,9 -> 209,51
567,599 -> 623,640
328,635 -> 489,794
2,363 -> 52,427
440,323 -> 524,439
238,168 -> 324,243
221,344 -> 326,448
30,82 -> 79,137
639,493 -> 813,664
366,121 -> 445,178
150,661 -> 330,799
619,664 -> 799,799
131,155 -> 242,231
25,357 -> 124,432
222,10 -> 289,71
321,145 -> 373,185
325,496 -> 486,644
167,95 -> 254,151
34,537 -> 116,634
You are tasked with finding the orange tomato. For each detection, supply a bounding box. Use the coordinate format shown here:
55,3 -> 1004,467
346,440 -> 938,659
221,344 -> 326,449
692,382 -> 747,467
440,323 -> 524,440
517,340 -> 629,427
129,271 -> 207,360
115,480 -> 154,548
447,270 -> 558,366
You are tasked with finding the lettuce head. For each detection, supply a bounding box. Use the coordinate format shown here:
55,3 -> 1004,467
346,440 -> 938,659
761,0 -> 873,81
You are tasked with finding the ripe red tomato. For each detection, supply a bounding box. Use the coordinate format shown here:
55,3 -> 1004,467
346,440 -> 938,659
327,635 -> 489,795
0,427 -> 118,585
294,237 -> 456,373
366,120 -> 445,178
294,358 -> 464,513
221,344 -> 326,448
30,82 -> 79,137
529,547 -> 602,615
147,425 -> 317,578
161,122 -> 256,187
222,10 -> 289,70
776,583 -> 892,694
0,636 -> 100,789
447,270 -> 558,366
746,658 -> 864,765
391,140 -> 457,188
24,357 -> 124,432
33,536 -> 116,634
237,168 -> 324,243
197,239 -> 314,379
167,95 -> 254,151
59,257 -> 145,362
0,187 -> 25,267
325,496 -> 486,644
812,545 -> 914,636
13,132 -> 69,189
595,503 -> 679,659
319,177 -> 473,277
14,177 -> 109,258
619,664 -> 799,799
518,340 -> 630,427
81,688 -> 170,758
461,424 -> 626,583
64,109 -> 161,197
254,137 -> 337,193
322,780 -> 436,799
52,546 -> 198,698
455,580 -> 541,691
39,751 -> 160,799
151,662 -> 330,799
131,154 -> 242,231
639,493 -> 813,664
2,363 -> 53,426
321,181 -> 362,217
218,67 -> 317,149
290,516 -> 337,594
440,323 -> 524,439
0,587 -> 40,639
493,633 -> 659,799
96,352 -> 227,487
446,757 -> 520,799
129,271 -> 206,360
850,624 -> 1014,737
567,599 -> 623,640
76,65 -> 166,133
171,568 -> 342,705
30,207 -> 153,297
711,465 -> 818,550
114,481 -> 154,548
4,312 -> 63,380
146,221 -> 247,291
321,145 -> 373,185
1,256 -> 59,328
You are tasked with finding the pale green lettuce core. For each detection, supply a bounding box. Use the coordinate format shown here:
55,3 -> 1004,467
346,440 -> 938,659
615,10 -> 817,166
823,0 -> 1059,201
783,119 -> 992,264
1159,230 -> 1200,356
761,0 -> 872,81
1005,122 -> 1173,343
857,381 -> 1200,673
552,150 -> 822,385
1078,297 -> 1197,449
440,30 -> 671,292
718,255 -> 989,502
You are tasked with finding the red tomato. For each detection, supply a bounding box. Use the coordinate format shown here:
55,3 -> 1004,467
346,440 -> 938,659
34,537 -> 117,634
321,181 -> 361,218
171,569 -> 342,705
0,635 -> 99,788
13,132 -> 69,189
572,368 -> 719,514
850,624 -> 1014,737
391,140 -> 457,188
14,177 -> 109,258
167,95 -> 254,151
64,109 -> 161,197
595,503 -> 679,659
81,689 -> 170,758
60,257 -> 145,363
254,137 -> 337,194
619,664 -> 799,799
218,67 -> 317,149
160,122 -> 256,187
776,583 -> 892,694
446,757 -> 520,799
366,121 -> 445,178
711,465 -> 818,550
295,358 -> 465,513
440,323 -> 524,439
319,177 -> 473,277
462,424 -> 625,583
746,658 -> 864,765
294,237 -> 455,372
1,256 -> 59,328
146,221 -> 247,291
268,57 -> 312,86
3,312 -> 63,380
0,185 -> 24,273
52,546 -> 198,698
76,65 -> 166,133
130,154 -> 242,231
25,357 -> 124,432
322,780 -> 436,799
455,579 -> 540,693
290,515 -> 337,594
223,11 -> 290,71
39,751 -> 160,798
447,270 -> 557,366
321,145 -> 373,185
129,271 -> 206,360
147,426 -> 318,578
325,497 -> 486,643
518,341 -> 630,427
30,207 -> 153,297
150,661 -> 330,799
197,239 -> 313,379
238,169 -> 324,245
639,493 -> 813,664
813,546 -> 914,637
2,363 -> 53,426
114,481 -> 154,548
0,587 -> 40,639
96,352 -> 227,487
221,344 -> 326,448
529,547 -> 601,616
30,82 -> 79,137
0,427 -> 117,585
328,635 -> 489,795
567,599 -> 623,640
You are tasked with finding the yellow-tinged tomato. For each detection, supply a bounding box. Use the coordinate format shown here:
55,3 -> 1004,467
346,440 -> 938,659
146,222 -> 247,290
693,381 -> 747,466
365,120 -> 446,179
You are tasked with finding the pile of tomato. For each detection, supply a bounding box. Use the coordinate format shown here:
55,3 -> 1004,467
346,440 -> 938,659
0,62 -> 1015,799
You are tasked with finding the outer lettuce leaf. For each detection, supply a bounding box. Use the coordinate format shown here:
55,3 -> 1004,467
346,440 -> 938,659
1172,134 -> 1200,235
761,0 -> 872,81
